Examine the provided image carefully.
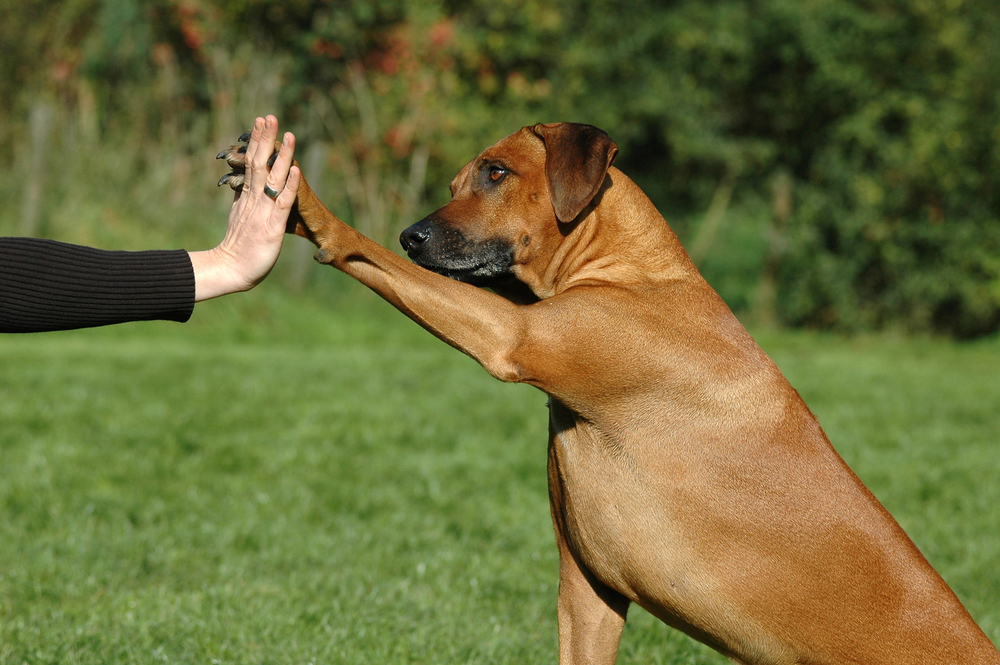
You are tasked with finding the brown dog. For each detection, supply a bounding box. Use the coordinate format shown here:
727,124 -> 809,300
219,123 -> 999,664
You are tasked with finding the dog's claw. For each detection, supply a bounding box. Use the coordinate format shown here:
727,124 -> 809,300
216,131 -> 274,192
218,172 -> 246,190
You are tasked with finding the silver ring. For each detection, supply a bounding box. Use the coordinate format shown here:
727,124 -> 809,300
263,183 -> 282,200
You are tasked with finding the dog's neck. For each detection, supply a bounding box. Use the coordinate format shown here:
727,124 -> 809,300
513,169 -> 695,299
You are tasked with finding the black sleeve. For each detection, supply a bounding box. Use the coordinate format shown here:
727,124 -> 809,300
0,237 -> 196,333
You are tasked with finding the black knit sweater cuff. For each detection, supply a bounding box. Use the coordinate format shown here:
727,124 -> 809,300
1,237 -> 196,333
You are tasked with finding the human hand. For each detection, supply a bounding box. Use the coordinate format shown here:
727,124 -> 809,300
189,115 -> 301,302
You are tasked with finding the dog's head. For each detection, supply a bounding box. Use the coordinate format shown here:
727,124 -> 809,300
399,123 -> 618,288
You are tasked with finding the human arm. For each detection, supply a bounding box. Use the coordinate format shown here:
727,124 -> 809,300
0,116 -> 300,333
0,238 -> 195,333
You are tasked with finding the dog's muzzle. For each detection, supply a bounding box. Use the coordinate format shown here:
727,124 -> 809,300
399,217 -> 514,285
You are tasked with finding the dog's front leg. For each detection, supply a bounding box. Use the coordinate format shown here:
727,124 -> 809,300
293,184 -> 533,382
556,538 -> 630,664
549,439 -> 630,664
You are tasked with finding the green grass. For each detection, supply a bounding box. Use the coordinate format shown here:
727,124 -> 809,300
1,279 -> 998,663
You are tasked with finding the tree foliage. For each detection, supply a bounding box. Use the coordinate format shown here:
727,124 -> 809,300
2,0 -> 998,336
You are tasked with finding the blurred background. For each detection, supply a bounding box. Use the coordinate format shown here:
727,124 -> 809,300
2,3 -> 1000,661
2,0 -> 999,337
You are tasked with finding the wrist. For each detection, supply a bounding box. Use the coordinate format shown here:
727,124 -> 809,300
189,248 -> 247,302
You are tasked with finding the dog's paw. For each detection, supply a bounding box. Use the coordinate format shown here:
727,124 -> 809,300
215,132 -> 280,191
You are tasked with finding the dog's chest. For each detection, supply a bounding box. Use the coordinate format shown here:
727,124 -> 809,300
546,397 -> 690,592
547,396 -> 632,519
545,398 -> 778,645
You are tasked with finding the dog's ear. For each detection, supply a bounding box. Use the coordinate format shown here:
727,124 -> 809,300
531,123 -> 619,224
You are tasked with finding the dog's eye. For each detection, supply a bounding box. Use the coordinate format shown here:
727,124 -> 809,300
489,166 -> 507,182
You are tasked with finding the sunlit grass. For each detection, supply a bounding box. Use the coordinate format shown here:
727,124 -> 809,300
1,284 -> 997,663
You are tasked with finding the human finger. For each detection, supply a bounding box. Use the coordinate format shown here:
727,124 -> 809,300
241,117 -> 265,190
263,132 -> 296,201
272,165 -> 301,219
247,115 -> 279,194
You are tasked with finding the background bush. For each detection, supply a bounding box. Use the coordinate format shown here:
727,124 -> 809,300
2,0 -> 999,336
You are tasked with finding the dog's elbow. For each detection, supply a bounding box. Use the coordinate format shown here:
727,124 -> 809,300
492,361 -> 525,384
472,310 -> 542,384
482,351 -> 525,383
479,330 -> 532,384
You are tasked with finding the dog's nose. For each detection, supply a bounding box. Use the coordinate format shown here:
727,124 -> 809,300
399,224 -> 431,252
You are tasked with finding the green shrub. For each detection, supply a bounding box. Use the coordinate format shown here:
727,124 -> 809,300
3,0 -> 999,336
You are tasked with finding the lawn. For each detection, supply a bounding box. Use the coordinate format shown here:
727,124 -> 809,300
1,280 -> 998,664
